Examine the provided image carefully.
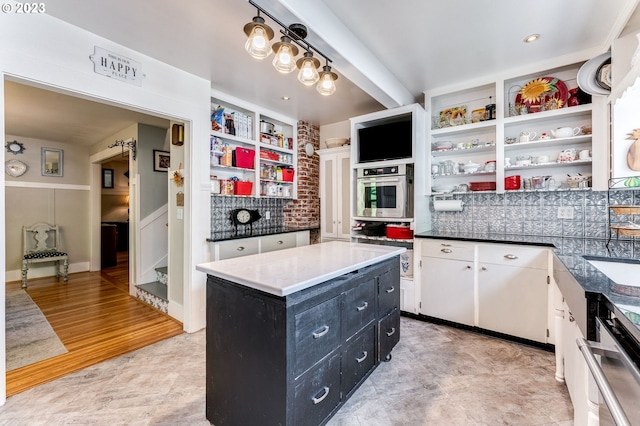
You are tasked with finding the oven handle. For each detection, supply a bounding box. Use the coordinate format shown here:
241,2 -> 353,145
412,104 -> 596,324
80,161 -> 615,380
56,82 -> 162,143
576,338 -> 632,426
358,177 -> 404,184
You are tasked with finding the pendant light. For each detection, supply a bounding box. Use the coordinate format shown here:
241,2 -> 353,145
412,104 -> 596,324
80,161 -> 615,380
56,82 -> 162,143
296,51 -> 320,86
316,64 -> 338,96
272,36 -> 299,74
243,14 -> 274,60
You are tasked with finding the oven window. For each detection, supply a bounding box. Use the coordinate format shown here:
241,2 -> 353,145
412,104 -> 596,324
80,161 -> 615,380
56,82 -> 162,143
365,185 -> 397,209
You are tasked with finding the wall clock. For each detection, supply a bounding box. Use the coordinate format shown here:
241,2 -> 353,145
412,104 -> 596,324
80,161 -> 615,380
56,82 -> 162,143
5,159 -> 27,177
230,208 -> 261,231
5,140 -> 25,155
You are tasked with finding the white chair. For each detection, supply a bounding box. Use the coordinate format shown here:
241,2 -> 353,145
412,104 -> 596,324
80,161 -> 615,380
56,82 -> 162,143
21,223 -> 69,288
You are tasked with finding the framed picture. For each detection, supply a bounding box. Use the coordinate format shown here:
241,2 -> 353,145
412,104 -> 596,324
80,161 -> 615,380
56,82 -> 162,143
41,148 -> 63,177
153,150 -> 170,172
102,168 -> 114,188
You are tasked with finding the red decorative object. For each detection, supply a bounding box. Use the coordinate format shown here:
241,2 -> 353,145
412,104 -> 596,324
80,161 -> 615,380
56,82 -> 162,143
515,76 -> 568,113
281,168 -> 295,182
469,181 -> 497,191
567,88 -> 580,107
234,181 -> 253,196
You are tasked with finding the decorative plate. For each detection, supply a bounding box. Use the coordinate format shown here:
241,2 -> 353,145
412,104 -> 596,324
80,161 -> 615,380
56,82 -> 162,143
439,105 -> 467,127
5,159 -> 27,177
515,76 -> 568,113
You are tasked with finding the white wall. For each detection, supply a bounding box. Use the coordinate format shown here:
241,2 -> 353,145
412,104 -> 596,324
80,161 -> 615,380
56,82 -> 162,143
0,13 -> 212,405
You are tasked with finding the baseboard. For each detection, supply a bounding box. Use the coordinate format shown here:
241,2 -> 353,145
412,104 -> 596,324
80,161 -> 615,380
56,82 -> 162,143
5,262 -> 90,282
168,300 -> 184,324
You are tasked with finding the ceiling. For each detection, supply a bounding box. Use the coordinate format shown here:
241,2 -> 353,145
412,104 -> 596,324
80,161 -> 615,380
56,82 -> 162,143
4,0 -> 640,145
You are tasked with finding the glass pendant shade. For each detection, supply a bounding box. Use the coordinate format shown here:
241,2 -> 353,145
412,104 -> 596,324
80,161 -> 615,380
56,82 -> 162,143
316,65 -> 338,96
243,16 -> 274,60
272,37 -> 299,74
296,52 -> 320,86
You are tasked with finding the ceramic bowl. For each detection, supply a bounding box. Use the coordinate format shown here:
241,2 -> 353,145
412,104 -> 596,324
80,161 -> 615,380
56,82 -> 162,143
463,162 -> 480,173
324,138 -> 349,148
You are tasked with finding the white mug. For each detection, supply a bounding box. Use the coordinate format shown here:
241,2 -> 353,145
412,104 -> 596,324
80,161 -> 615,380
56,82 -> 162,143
579,149 -> 591,160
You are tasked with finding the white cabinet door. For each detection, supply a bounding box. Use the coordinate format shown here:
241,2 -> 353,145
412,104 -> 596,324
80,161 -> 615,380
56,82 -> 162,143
478,263 -> 547,342
319,147 -> 351,241
420,257 -> 474,326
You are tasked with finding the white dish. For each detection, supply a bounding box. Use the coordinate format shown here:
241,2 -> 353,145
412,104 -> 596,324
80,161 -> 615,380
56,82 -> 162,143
5,159 -> 27,177
432,185 -> 457,193
577,52 -> 611,96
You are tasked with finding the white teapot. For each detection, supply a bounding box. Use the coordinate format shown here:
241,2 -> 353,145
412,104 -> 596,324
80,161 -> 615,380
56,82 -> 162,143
519,131 -> 537,143
550,127 -> 581,138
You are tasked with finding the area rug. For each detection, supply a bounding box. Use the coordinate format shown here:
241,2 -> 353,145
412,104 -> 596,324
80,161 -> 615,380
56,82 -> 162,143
5,289 -> 67,371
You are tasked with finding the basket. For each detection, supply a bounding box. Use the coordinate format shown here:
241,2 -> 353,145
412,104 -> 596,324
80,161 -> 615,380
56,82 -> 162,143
282,168 -> 295,182
610,225 -> 640,237
259,151 -> 279,161
233,148 -> 255,169
610,206 -> 640,214
233,181 -> 253,196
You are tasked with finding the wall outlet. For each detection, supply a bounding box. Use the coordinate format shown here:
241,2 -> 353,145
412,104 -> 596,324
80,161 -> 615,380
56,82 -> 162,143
557,206 -> 574,219
265,211 -> 270,220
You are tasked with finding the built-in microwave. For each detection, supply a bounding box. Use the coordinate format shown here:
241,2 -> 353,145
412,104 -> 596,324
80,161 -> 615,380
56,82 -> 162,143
355,164 -> 413,218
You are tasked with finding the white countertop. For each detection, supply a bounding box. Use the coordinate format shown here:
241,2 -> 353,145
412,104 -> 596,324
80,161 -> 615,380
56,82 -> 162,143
196,241 -> 406,296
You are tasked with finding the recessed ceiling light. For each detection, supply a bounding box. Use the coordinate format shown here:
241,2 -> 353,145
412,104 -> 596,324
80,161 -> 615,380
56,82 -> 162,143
281,96 -> 290,101
523,34 -> 540,43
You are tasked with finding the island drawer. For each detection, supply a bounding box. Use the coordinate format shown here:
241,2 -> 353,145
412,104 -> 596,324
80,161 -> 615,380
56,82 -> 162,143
341,324 -> 376,398
217,238 -> 259,260
294,352 -> 341,426
342,277 -> 376,340
378,268 -> 400,317
293,295 -> 341,378
378,308 -> 400,362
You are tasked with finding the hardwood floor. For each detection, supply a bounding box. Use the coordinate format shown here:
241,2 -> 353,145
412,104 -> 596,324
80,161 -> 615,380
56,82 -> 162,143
6,252 -> 184,396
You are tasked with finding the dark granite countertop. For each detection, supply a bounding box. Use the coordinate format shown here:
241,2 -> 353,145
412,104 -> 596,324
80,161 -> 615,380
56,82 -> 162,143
415,230 -> 640,343
207,225 -> 318,243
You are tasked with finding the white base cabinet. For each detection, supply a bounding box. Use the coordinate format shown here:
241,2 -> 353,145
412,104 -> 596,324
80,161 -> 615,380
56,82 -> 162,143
318,147 -> 351,241
417,239 -> 551,343
211,231 -> 310,261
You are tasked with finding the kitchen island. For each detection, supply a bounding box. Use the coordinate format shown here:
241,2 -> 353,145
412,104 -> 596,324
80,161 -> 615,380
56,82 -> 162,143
196,241 -> 405,426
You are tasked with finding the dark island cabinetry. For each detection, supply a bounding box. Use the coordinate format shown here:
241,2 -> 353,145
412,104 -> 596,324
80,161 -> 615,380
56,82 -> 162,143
205,256 -> 400,426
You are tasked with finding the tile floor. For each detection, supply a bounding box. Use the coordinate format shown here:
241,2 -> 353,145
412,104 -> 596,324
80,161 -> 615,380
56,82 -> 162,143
0,317 -> 573,425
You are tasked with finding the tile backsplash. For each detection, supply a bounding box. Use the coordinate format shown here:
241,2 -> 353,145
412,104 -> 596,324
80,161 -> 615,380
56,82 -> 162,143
431,189 -> 640,257
211,196 -> 291,233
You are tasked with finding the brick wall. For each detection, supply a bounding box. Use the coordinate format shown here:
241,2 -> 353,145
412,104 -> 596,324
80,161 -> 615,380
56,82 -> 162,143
285,120 -> 320,243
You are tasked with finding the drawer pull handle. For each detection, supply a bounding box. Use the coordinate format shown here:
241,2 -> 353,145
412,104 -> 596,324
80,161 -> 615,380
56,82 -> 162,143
386,327 -> 396,337
481,266 -> 487,271
385,286 -> 395,294
504,254 -> 518,260
236,246 -> 244,251
465,265 -> 472,269
356,351 -> 368,363
312,325 -> 329,339
312,386 -> 330,405
440,243 -> 452,247
277,240 -> 283,245
356,301 -> 368,311
440,248 -> 452,253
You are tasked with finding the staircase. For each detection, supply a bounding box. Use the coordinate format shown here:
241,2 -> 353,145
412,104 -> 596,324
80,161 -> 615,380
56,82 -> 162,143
135,267 -> 168,313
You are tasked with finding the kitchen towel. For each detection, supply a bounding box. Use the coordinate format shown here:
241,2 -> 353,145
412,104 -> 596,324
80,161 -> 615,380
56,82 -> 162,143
434,199 -> 464,212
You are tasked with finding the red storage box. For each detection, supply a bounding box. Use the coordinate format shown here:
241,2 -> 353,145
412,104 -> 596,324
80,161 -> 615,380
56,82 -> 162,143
234,181 -> 253,196
233,148 -> 255,169
282,168 -> 295,182
386,224 -> 413,239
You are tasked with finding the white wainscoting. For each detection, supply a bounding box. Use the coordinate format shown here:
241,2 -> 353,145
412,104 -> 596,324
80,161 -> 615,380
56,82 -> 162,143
138,204 -> 168,285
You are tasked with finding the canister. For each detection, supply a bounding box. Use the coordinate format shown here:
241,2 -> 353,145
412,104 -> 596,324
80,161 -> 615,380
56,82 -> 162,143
210,176 -> 220,193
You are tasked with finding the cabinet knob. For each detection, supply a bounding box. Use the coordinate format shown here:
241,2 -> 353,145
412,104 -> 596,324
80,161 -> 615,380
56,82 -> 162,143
312,325 -> 330,339
441,248 -> 452,253
355,351 -> 368,363
356,301 -> 368,311
481,266 -> 487,271
465,265 -> 472,269
504,254 -> 518,260
236,246 -> 244,251
277,240 -> 283,245
569,312 -> 575,323
312,386 -> 330,405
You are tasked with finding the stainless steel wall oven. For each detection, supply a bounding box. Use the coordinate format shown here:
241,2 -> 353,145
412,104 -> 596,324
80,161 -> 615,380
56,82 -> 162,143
355,164 -> 413,219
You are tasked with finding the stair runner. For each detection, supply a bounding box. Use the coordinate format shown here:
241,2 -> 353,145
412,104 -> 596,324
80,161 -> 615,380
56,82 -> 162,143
135,267 -> 168,313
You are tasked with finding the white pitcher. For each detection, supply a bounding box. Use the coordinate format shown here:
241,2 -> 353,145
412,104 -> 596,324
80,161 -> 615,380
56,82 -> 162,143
519,131 -> 537,143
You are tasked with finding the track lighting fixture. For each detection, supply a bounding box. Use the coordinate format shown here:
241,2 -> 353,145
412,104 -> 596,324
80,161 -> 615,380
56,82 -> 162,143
242,0 -> 337,95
